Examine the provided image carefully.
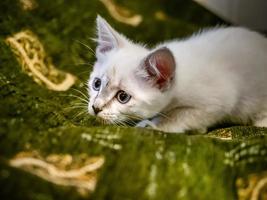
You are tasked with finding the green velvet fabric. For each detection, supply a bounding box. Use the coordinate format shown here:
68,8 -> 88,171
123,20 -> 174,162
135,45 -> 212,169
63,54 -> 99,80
0,0 -> 266,199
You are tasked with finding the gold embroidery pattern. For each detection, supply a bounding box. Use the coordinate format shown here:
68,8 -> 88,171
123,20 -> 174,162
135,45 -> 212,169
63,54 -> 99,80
6,30 -> 76,91
9,151 -> 105,197
208,129 -> 233,140
224,141 -> 267,167
100,0 -> 142,26
236,171 -> 267,200
20,0 -> 38,10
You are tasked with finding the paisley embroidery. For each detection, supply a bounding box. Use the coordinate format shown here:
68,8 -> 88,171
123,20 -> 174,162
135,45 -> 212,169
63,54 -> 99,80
19,0 -> 38,10
100,0 -> 142,26
6,30 -> 76,91
236,171 -> 267,200
9,151 -> 105,197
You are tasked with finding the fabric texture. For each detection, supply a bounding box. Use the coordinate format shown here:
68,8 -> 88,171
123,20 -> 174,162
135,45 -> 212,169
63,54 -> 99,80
0,0 -> 266,199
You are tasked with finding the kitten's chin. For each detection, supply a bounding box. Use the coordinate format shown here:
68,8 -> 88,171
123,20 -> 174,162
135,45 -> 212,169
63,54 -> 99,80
96,117 -> 113,124
97,112 -> 143,126
95,116 -> 113,125
97,113 -> 121,124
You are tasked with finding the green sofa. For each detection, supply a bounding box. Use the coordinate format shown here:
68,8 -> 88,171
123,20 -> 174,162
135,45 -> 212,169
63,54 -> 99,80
0,0 -> 267,199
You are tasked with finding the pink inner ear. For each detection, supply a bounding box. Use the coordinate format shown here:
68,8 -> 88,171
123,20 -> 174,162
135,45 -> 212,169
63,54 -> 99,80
99,45 -> 113,53
97,34 -> 115,54
97,18 -> 118,54
145,47 -> 176,89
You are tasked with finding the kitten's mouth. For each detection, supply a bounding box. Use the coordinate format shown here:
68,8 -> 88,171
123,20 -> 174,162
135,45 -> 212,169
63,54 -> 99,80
93,115 -> 114,125
95,114 -> 120,125
96,117 -> 112,125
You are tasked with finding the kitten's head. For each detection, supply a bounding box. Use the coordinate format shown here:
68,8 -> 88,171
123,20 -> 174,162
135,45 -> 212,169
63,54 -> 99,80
88,16 -> 176,124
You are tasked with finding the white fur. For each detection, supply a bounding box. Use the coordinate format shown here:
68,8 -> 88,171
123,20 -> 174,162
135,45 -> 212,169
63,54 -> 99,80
88,16 -> 267,133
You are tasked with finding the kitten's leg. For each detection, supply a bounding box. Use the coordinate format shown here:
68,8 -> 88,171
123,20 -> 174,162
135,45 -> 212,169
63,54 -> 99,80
156,108 -> 222,133
136,119 -> 157,128
135,116 -> 161,129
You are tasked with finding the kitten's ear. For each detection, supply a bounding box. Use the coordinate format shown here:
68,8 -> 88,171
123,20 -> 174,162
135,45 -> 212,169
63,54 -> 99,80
140,47 -> 176,90
96,15 -> 126,56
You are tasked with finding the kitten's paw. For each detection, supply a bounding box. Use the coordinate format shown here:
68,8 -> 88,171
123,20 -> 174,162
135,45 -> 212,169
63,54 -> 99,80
136,120 -> 157,128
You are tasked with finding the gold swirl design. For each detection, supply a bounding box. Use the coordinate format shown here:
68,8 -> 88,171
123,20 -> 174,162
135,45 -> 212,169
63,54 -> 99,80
9,151 -> 105,197
6,30 -> 76,91
99,0 -> 142,26
236,171 -> 267,200
19,0 -> 38,10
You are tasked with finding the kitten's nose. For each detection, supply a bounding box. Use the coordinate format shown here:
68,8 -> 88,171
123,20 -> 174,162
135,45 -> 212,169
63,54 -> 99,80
92,105 -> 102,115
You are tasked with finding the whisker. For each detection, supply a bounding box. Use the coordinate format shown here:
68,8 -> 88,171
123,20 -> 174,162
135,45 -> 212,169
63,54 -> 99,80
63,103 -> 88,112
121,113 -> 143,121
75,40 -> 95,56
90,37 -> 110,44
115,119 -> 127,127
69,105 -> 88,109
89,37 -> 98,43
112,119 -> 120,127
71,88 -> 89,101
74,62 -> 94,67
83,80 -> 90,88
72,110 -> 88,121
100,118 -> 109,125
68,94 -> 89,104
156,112 -> 171,121
118,113 -> 143,126
125,119 -> 136,126
76,71 -> 91,77
72,102 -> 88,106
119,115 -> 137,124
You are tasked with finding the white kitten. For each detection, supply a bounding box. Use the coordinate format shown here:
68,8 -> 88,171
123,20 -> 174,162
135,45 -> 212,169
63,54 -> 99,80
87,15 -> 267,133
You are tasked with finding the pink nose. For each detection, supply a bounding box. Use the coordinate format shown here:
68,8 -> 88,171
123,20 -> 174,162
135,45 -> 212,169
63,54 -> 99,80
92,105 -> 102,115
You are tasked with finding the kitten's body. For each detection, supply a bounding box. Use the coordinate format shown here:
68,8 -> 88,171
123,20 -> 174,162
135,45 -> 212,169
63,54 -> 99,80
88,16 -> 267,133
154,28 -> 267,132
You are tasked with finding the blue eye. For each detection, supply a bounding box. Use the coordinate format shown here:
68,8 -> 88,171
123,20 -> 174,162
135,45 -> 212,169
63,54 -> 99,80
93,78 -> 101,91
116,90 -> 131,104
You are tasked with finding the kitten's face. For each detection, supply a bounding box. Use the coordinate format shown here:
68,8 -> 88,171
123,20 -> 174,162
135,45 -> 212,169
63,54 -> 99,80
88,16 -> 176,124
